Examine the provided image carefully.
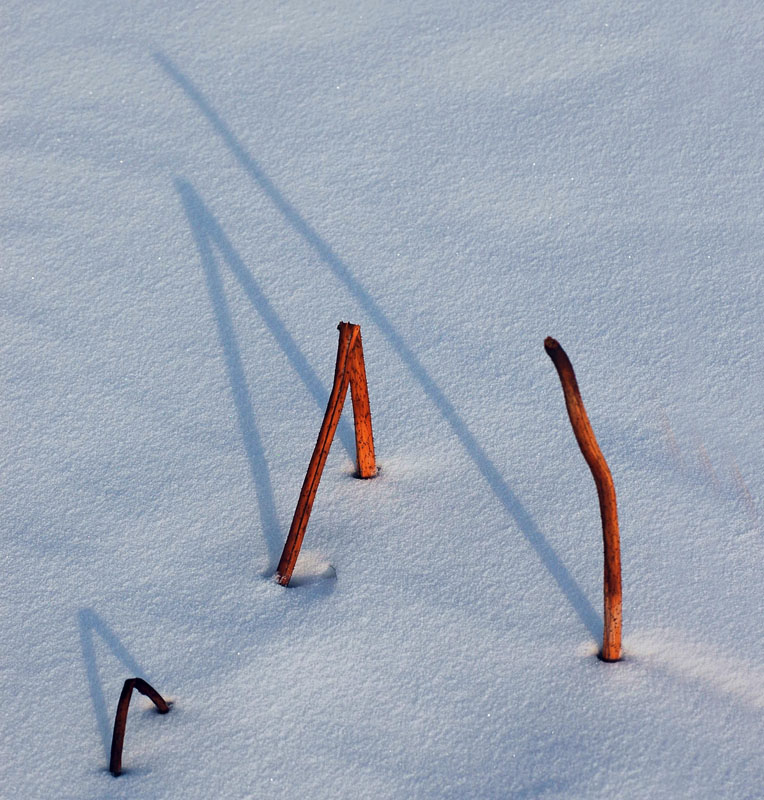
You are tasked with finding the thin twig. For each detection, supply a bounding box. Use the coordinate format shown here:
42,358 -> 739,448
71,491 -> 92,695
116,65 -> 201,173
109,678 -> 170,776
276,323 -> 359,586
348,328 -> 377,478
544,337 -> 622,662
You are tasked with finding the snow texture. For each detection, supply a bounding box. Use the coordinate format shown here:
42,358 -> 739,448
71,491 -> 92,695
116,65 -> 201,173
2,1 -> 763,797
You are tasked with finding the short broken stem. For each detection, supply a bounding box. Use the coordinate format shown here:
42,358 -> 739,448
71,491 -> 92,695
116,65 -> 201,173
109,678 -> 170,776
348,329 -> 377,478
544,337 -> 622,662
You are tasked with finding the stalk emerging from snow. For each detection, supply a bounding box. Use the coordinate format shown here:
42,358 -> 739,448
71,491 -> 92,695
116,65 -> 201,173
109,678 -> 170,776
544,337 -> 622,662
276,322 -> 376,586
347,326 -> 377,480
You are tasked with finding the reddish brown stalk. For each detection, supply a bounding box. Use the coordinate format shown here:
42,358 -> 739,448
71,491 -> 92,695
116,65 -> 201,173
109,678 -> 170,776
347,328 -> 377,479
276,322 -> 377,586
544,337 -> 622,662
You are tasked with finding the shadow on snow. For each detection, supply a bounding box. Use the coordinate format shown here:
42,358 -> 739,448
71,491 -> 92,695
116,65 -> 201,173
156,51 -> 601,639
78,608 -> 149,760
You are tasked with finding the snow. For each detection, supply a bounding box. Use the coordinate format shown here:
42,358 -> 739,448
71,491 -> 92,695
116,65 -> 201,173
2,1 -> 763,797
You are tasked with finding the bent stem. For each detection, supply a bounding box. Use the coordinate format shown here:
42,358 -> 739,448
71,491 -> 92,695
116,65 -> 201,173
544,337 -> 622,662
109,678 -> 170,776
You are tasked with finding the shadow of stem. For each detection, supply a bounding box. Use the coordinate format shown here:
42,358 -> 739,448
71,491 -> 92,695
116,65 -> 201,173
77,609 -> 147,760
157,52 -> 601,640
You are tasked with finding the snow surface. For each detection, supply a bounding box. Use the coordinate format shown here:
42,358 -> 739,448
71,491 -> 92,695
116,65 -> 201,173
2,1 -> 763,797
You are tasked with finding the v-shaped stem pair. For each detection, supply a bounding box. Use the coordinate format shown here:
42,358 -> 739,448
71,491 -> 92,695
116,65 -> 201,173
276,322 -> 376,586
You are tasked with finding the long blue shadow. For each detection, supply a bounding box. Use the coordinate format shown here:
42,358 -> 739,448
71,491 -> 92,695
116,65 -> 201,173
176,178 -> 356,567
78,608 -> 147,760
176,179 -> 355,459
178,179 -> 278,566
156,52 -> 600,639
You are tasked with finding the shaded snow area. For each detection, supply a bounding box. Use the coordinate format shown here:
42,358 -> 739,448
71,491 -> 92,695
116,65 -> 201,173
3,1 -> 764,797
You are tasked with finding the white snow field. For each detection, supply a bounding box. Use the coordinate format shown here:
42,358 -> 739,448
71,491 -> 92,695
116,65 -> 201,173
2,1 -> 763,797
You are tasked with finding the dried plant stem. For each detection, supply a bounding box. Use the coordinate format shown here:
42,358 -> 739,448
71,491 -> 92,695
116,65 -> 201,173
348,327 -> 376,479
544,337 -> 622,662
110,678 -> 170,776
276,322 -> 374,586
